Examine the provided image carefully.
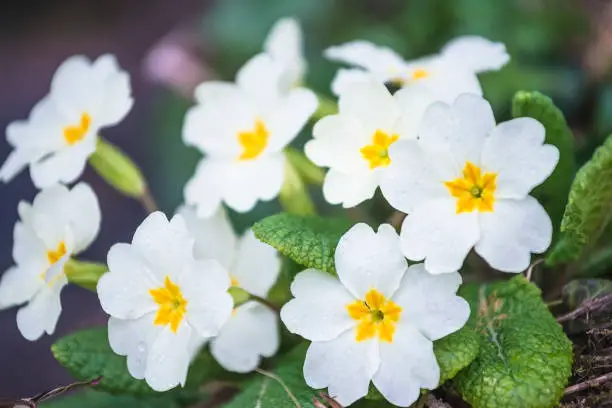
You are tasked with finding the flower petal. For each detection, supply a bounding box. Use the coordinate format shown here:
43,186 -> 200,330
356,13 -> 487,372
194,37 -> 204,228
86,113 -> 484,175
30,142 -> 94,188
265,88 -> 317,152
372,323 -> 439,406
476,196 -> 552,273
330,68 -> 376,95
264,17 -> 305,90
281,269 -> 355,342
335,223 -> 407,298
322,169 -> 379,208
304,330 -> 379,407
50,55 -> 103,118
400,198 -> 479,274
441,36 -> 509,73
236,53 -> 283,112
392,264 -> 469,341
338,81 -> 400,134
481,118 -> 560,199
211,301 -> 279,373
145,324 -> 193,391
0,266 -> 42,309
16,284 -> 64,341
108,314 -> 160,379
184,160 -> 224,218
232,230 -> 280,297
66,182 -> 101,253
324,41 -> 406,77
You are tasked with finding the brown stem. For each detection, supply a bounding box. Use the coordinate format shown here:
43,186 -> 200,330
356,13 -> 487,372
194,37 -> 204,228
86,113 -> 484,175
139,186 -> 159,213
557,292 -> 612,323
564,371 -> 612,396
250,294 -> 280,313
525,258 -> 544,281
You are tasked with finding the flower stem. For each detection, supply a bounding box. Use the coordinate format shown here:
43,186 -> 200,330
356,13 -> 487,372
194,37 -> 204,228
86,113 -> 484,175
249,294 -> 280,313
139,186 -> 159,213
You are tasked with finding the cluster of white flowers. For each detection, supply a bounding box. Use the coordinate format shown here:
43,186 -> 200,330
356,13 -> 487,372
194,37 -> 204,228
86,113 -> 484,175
0,15 -> 561,408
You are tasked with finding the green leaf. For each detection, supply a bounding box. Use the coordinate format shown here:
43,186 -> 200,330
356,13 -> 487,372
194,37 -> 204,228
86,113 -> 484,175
52,327 -> 225,396
512,91 -> 575,239
547,135 -> 612,265
65,259 -> 107,292
562,278 -> 612,309
41,391 -> 180,408
453,276 -> 573,408
224,344 -> 320,408
433,325 -> 480,385
252,213 -> 353,274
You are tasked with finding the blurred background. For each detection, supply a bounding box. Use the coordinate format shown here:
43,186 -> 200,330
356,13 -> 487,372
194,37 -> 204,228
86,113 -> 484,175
0,0 -> 607,398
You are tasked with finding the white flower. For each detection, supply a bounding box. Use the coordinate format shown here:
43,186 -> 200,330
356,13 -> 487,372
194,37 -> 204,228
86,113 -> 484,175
183,54 -> 318,217
97,212 -> 234,391
264,17 -> 306,91
325,36 -> 509,100
0,54 -> 133,188
281,223 -> 469,407
0,183 -> 101,340
179,207 -> 281,373
305,81 -> 436,208
380,94 -> 558,274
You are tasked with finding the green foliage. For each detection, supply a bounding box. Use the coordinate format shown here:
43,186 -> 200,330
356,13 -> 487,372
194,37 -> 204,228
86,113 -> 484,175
224,344 -> 320,408
547,135 -> 612,265
65,259 -> 107,292
434,325 -> 480,385
578,246 -> 612,277
52,328 -> 224,396
279,155 -> 317,216
89,138 -> 146,199
252,213 -> 353,274
41,391 -> 180,408
511,91 -> 575,237
284,147 -> 325,186
562,278 -> 612,309
453,276 -> 573,408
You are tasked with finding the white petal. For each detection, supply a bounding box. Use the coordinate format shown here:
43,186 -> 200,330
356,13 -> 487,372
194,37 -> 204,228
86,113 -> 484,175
12,222 -> 47,270
194,81 -> 241,104
373,323 -> 439,406
392,264 -> 469,341
98,243 -> 158,319
131,212 -> 194,280
410,61 -> 482,103
380,140 -> 448,214
178,206 -> 237,269
145,324 -> 193,391
16,284 -> 64,341
324,41 -> 406,76
100,70 -> 133,127
180,259 -> 233,338
264,17 -> 305,89
211,302 -> 279,373
481,118 -> 560,199
419,94 -> 495,180
280,269 -> 355,342
29,185 -> 73,248
330,68 -> 377,95
400,199 -> 479,274
304,330 -> 379,407
184,160 -> 224,218
30,140 -> 95,188
232,230 -> 280,297
66,182 -> 101,253
236,53 -> 283,112
476,196 -> 552,273
0,266 -> 42,309
108,314 -> 160,379
50,55 -> 103,117
265,88 -> 317,152
392,85 -> 438,139
0,151 -> 28,183
441,36 -> 509,73
335,223 -> 407,299
338,81 -> 400,133
322,169 -> 379,208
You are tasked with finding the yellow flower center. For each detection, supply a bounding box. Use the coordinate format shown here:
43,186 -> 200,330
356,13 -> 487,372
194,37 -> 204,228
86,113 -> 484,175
444,161 -> 498,214
41,241 -> 68,285
238,119 -> 270,160
411,68 -> 429,81
149,276 -> 188,333
230,275 -> 240,287
360,130 -> 399,169
63,113 -> 91,145
347,288 -> 402,343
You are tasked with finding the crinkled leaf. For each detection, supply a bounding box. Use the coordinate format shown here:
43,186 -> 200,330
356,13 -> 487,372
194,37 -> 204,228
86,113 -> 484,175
453,276 -> 573,408
252,213 -> 353,274
224,344 -> 320,408
547,135 -> 612,265
434,325 -> 480,384
41,390 -> 180,408
562,278 -> 612,309
512,90 -> 575,239
52,327 -> 223,396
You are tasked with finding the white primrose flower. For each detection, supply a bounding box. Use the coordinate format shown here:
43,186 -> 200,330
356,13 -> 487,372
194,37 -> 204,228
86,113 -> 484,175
0,54 -> 133,188
281,223 -> 469,407
183,54 -> 318,217
305,80 -> 436,208
380,94 -> 559,274
325,36 -> 509,100
0,183 -> 101,340
264,17 -> 306,90
179,207 -> 281,373
97,212 -> 234,391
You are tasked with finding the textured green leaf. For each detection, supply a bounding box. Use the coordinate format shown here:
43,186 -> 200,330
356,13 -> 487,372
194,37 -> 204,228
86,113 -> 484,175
547,135 -> 612,265
562,278 -> 612,309
252,213 -> 353,274
52,327 -> 224,396
224,344 -> 320,408
434,325 -> 480,384
512,90 -> 575,238
453,276 -> 573,408
41,391 -> 180,408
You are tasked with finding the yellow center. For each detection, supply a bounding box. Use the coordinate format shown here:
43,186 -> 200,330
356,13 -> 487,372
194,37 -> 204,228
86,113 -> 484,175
63,113 -> 91,145
347,288 -> 402,343
149,276 -> 188,333
238,119 -> 270,160
41,241 -> 68,285
360,130 -> 399,169
444,161 -> 498,214
411,68 -> 429,81
230,276 -> 240,287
